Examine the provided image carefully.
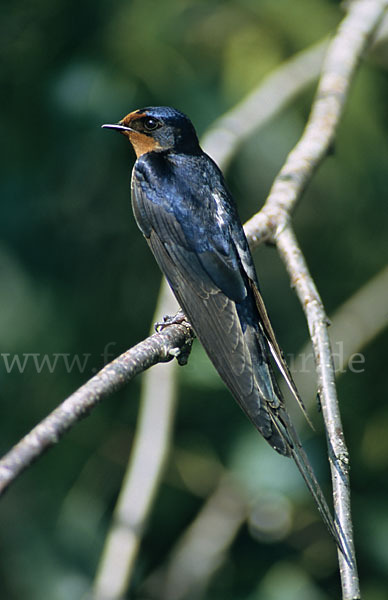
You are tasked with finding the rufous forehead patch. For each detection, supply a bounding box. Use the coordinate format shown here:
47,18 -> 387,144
119,110 -> 147,128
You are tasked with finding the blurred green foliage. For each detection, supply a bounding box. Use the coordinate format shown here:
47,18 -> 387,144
1,0 -> 388,598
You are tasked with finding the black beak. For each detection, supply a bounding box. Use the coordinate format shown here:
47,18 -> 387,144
101,123 -> 135,132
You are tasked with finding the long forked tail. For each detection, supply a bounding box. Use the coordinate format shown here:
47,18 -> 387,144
249,278 -> 351,561
270,407 -> 351,563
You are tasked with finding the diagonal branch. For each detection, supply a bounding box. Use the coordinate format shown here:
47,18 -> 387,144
245,0 -> 388,247
276,227 -> 358,595
289,264 -> 388,411
0,320 -> 194,496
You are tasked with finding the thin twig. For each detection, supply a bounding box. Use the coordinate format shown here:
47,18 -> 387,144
289,264 -> 388,410
277,228 -> 358,594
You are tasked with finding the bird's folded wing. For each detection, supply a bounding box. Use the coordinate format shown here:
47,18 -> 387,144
249,279 -> 314,428
148,226 -> 297,449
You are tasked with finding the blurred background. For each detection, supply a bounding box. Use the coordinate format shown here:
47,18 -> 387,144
1,0 -> 388,598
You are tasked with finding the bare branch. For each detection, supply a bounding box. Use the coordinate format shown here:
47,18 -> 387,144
276,228 -> 358,595
290,264 -> 388,410
244,0 -> 388,247
0,317 -> 193,496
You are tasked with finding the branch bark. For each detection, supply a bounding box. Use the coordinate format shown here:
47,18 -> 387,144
0,320 -> 193,496
289,264 -> 388,412
245,0 -> 388,247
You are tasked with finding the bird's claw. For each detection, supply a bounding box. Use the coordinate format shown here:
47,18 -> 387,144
155,310 -> 190,332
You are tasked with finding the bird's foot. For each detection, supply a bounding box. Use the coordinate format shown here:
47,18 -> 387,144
155,310 -> 190,331
155,310 -> 195,366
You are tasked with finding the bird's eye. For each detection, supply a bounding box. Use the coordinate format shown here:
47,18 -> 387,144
143,117 -> 159,131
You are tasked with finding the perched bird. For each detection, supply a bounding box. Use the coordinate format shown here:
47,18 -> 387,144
102,106 -> 343,551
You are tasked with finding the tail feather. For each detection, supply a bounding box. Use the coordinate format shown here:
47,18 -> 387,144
268,406 -> 350,560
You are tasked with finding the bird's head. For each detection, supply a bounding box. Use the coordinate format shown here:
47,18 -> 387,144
102,106 -> 201,157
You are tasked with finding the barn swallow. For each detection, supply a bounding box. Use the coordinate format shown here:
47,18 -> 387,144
102,107 -> 344,552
